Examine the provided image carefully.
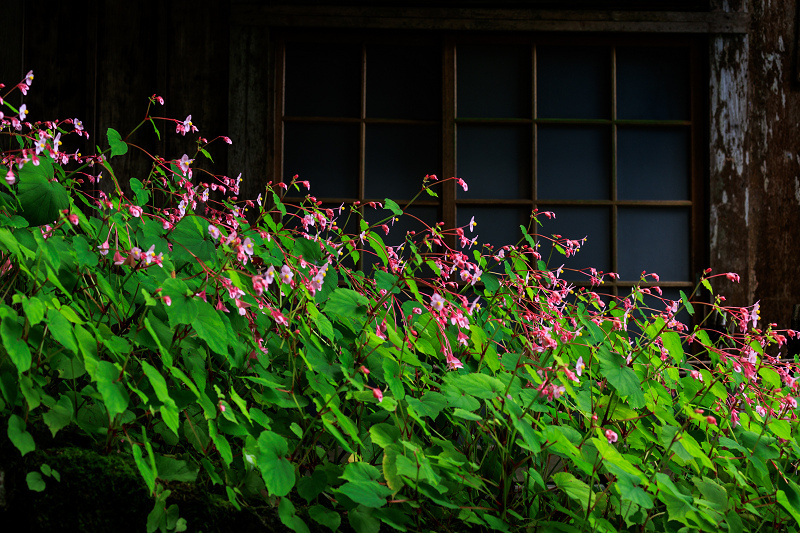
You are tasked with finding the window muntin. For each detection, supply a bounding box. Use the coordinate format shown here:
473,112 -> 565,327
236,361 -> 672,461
276,33 -> 703,293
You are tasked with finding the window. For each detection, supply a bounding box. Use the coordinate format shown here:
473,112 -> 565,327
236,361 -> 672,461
273,32 -> 704,298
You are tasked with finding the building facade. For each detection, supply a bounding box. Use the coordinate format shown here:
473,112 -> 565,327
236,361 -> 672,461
5,0 -> 799,331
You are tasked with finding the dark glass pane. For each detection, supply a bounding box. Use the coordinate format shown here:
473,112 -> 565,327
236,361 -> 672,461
365,125 -> 440,200
456,207 -> 529,252
457,44 -> 531,118
537,125 -> 611,200
618,127 -> 690,201
617,46 -> 690,120
283,123 -> 360,198
367,44 -> 441,120
618,208 -> 690,281
285,42 -> 361,117
457,125 -> 531,199
537,45 -> 611,119
535,206 -> 611,281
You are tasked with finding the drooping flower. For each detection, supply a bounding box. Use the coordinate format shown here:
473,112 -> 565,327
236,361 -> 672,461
242,237 -> 255,256
756,405 -> 767,417
129,205 -> 143,217
605,429 -> 618,444
372,387 -> 383,403
208,225 -> 220,240
178,154 -> 193,177
98,240 -> 110,256
469,216 -> 477,232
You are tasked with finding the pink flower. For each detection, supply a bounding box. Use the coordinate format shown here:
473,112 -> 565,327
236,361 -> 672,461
178,154 -> 193,177
19,104 -> 28,121
164,296 -> 172,306
372,387 -> 383,403
98,240 -> 110,256
457,178 -> 468,191
74,118 -> 83,131
431,292 -> 446,312
445,351 -> 463,371
129,205 -> 143,217
24,70 -> 34,86
5,168 -> 15,186
242,237 -> 254,256
177,115 -> 197,136
457,331 -> 469,347
271,308 -> 288,327
605,429 -> 618,444
113,250 -> 126,266
279,265 -> 293,285
706,415 -> 717,425
690,370 -> 703,382
468,216 -> 477,232
756,405 -> 767,417
726,272 -> 740,283
208,225 -> 220,240
264,265 -> 276,285
222,136 -> 232,144
576,356 -> 586,377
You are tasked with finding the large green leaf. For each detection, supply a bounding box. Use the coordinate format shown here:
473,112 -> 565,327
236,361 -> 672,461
17,156 -> 69,226
141,361 -> 180,435
598,346 -> 645,408
154,455 -> 199,483
325,288 -> 369,319
171,216 -> 217,266
553,472 -> 593,508
193,300 -> 228,355
257,431 -> 295,496
85,359 -> 129,419
42,395 -> 75,437
8,414 -> 35,456
1,315 -> 31,373
161,277 -> 198,326
334,480 -> 392,508
309,505 -> 341,532
107,128 -> 128,157
278,497 -> 310,533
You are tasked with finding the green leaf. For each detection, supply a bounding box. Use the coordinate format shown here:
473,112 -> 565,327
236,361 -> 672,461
21,295 -> 45,325
107,128 -> 128,157
679,290 -> 694,315
8,414 -> 35,456
382,357 -> 405,400
325,288 -> 369,319
278,497 -> 310,533
778,490 -> 800,526
384,198 -> 403,216
374,270 -> 400,294
257,431 -> 295,497
130,177 -> 149,207
193,300 -> 228,355
349,507 -> 380,533
294,236 -> 324,265
26,471 -> 46,492
617,478 -> 653,510
17,156 -> 69,226
171,216 -> 217,266
598,346 -> 645,408
481,272 -> 500,294
208,419 -> 233,466
155,455 -> 199,483
132,441 -> 157,495
771,419 -> 792,440
662,330 -> 684,364
90,360 -> 129,419
342,462 -> 381,482
335,480 -> 392,508
42,395 -> 75,437
298,469 -> 328,502
309,505 -> 341,532
553,472 -> 592,508
161,277 -> 198,326
141,361 -> 180,435
370,423 -> 401,448
1,316 -> 31,373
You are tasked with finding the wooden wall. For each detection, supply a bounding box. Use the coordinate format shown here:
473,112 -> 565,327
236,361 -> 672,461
6,0 -> 800,330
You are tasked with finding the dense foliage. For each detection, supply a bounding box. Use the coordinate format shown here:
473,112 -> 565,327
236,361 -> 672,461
3,73 -> 800,533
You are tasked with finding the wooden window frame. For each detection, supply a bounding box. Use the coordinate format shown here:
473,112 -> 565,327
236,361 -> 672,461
271,30 -> 707,296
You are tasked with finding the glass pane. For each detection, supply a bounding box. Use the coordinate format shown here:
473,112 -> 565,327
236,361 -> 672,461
535,206 -> 611,281
365,125 -> 441,200
537,125 -> 611,200
618,127 -> 690,201
283,123 -> 360,198
537,45 -> 611,119
367,44 -> 441,120
457,207 -> 528,252
618,208 -> 690,281
457,125 -> 532,199
617,46 -> 690,121
285,42 -> 361,117
457,44 -> 531,118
